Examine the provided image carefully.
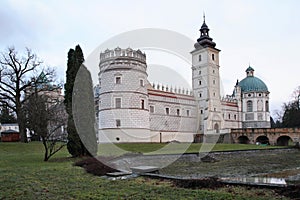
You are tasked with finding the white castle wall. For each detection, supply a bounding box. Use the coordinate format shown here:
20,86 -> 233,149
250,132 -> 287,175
148,89 -> 198,142
98,48 -> 151,143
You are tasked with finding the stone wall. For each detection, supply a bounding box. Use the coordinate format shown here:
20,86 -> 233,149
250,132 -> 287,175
231,128 -> 300,145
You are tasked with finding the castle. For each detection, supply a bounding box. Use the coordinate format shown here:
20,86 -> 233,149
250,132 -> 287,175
95,18 -> 270,143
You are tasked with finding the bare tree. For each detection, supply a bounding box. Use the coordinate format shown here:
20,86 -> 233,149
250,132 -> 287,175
25,91 -> 67,161
0,47 -> 53,142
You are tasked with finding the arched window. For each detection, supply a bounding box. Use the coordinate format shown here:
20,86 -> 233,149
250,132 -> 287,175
165,107 -> 170,115
247,100 -> 253,112
176,109 -> 180,116
214,123 -> 219,133
265,101 -> 269,112
141,99 -> 145,109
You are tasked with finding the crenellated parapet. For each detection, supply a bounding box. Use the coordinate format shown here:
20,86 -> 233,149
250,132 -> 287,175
221,95 -> 237,103
151,82 -> 193,96
99,47 -> 147,73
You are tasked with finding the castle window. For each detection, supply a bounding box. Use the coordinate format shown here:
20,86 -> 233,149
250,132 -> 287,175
213,92 -> 216,97
199,93 -> 202,98
212,54 -> 215,61
141,99 -> 145,109
247,100 -> 253,112
198,54 -> 202,61
140,79 -> 144,87
199,80 -> 202,85
214,108 -> 216,111
213,70 -> 215,73
248,94 -> 251,97
259,93 -> 262,97
199,70 -> 201,75
266,101 -> 269,112
213,80 -> 215,84
214,123 -> 219,133
116,119 -> 121,127
234,114 -> 237,120
258,113 -> 263,120
246,113 -> 254,120
176,109 -> 180,116
200,110 -> 203,114
165,107 -> 170,115
228,114 -> 231,119
115,98 -> 121,108
150,106 -> 154,113
115,76 -> 121,84
186,110 -> 190,116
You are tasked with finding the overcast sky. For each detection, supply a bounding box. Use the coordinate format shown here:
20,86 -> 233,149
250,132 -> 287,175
1,0 -> 300,116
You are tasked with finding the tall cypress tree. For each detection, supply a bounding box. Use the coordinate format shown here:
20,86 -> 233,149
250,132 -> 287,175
64,45 -> 92,157
73,64 -> 97,156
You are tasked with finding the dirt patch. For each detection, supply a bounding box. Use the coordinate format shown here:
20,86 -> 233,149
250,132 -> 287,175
74,157 -> 119,176
276,185 -> 300,200
172,177 -> 224,189
200,155 -> 218,163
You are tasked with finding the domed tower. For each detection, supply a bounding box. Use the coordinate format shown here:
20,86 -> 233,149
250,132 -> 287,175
191,15 -> 224,134
238,66 -> 270,128
98,47 -> 150,143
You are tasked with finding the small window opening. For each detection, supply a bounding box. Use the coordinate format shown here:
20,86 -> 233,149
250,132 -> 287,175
166,108 -> 170,115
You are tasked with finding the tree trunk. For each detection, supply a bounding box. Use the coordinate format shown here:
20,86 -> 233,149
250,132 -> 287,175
16,98 -> 27,143
18,114 -> 27,143
42,137 -> 49,161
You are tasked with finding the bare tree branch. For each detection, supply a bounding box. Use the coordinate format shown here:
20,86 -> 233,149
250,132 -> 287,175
0,47 -> 47,142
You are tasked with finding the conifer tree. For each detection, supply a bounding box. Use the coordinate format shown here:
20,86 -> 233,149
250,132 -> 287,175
73,64 -> 97,156
0,104 -> 17,124
64,45 -> 93,157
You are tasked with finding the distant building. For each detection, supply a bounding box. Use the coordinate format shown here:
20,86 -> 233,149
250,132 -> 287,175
25,72 -> 67,141
0,123 -> 20,142
95,17 -> 270,143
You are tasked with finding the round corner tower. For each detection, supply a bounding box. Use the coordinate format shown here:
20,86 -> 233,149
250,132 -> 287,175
98,47 -> 150,143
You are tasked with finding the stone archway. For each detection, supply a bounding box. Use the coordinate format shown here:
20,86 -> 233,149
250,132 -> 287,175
277,136 -> 293,146
214,123 -> 219,133
237,136 -> 250,144
256,135 -> 269,145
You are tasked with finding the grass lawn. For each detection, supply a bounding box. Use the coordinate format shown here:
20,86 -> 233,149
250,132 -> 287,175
99,143 -> 287,156
0,142 -> 289,200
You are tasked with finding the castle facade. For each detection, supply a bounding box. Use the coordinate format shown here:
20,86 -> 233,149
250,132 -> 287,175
95,19 -> 270,143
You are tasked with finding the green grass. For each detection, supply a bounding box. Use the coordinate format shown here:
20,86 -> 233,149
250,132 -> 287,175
98,143 -> 287,156
0,142 -> 289,199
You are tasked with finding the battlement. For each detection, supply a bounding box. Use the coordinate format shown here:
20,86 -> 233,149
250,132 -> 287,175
100,47 -> 146,63
99,47 -> 147,73
221,95 -> 237,103
150,82 -> 193,96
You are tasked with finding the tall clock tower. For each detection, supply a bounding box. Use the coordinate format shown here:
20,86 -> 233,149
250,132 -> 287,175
191,16 -> 224,134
